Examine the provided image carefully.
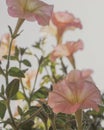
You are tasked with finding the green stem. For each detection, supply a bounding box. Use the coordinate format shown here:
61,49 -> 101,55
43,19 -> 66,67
28,60 -> 41,105
75,109 -> 83,130
7,100 -> 17,130
5,18 -> 24,130
51,114 -> 57,130
5,37 -> 17,130
60,58 -> 67,74
30,55 -> 43,97
45,67 -> 54,83
32,63 -> 40,92
6,38 -> 14,85
13,18 -> 25,37
44,123 -> 48,130
18,107 -> 42,128
19,54 -> 30,107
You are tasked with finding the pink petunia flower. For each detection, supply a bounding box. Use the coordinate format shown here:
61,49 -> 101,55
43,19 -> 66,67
41,11 -> 82,43
52,11 -> 82,38
52,11 -> 82,29
50,39 -> 83,61
6,0 -> 53,26
0,33 -> 16,60
48,69 -> 101,114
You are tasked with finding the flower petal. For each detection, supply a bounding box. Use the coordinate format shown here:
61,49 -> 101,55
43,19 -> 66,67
6,0 -> 53,25
48,69 -> 101,114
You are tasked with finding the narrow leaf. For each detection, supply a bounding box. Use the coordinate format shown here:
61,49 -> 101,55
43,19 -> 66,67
0,101 -> 6,119
0,66 -> 5,75
18,106 -> 23,116
3,55 -> 17,60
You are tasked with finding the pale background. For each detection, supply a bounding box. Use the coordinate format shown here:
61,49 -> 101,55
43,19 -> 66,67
0,0 -> 104,93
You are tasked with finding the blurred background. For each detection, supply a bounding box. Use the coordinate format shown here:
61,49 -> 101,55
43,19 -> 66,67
0,0 -> 104,93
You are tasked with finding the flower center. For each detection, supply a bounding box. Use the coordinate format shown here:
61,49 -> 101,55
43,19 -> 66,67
25,0 -> 36,12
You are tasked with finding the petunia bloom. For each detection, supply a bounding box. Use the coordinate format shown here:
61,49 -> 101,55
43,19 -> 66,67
6,0 -> 53,26
50,39 -> 83,62
41,11 -> 82,43
0,33 -> 16,60
48,69 -> 101,114
52,11 -> 82,28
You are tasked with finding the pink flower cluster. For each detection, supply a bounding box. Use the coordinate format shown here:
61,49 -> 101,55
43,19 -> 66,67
5,0 -> 101,116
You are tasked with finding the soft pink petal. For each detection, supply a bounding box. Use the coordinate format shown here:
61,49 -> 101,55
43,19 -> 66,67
53,102 -> 81,114
48,91 -> 81,114
65,39 -> 84,55
81,69 -> 93,79
65,70 -> 81,82
52,11 -> 82,28
52,11 -> 82,31
81,100 -> 100,112
48,69 -> 101,114
6,0 -> 53,25
50,40 -> 83,62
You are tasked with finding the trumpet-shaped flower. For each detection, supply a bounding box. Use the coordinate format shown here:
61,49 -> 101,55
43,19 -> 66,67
0,33 -> 16,60
50,39 -> 83,61
52,11 -> 82,30
41,11 -> 82,42
48,69 -> 101,114
6,0 -> 53,26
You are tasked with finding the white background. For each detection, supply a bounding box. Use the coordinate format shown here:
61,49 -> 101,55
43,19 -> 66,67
0,0 -> 104,92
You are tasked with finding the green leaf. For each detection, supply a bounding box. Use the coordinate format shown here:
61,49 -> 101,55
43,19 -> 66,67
1,85 -> 5,95
8,67 -> 25,78
24,106 -> 39,116
15,46 -> 19,58
32,87 -> 49,100
22,59 -> 31,67
0,101 -> 6,119
0,66 -> 5,75
6,79 -> 19,99
12,91 -> 25,100
8,25 -> 13,36
22,69 -> 28,73
20,48 -> 27,56
18,106 -> 23,116
3,55 -> 17,60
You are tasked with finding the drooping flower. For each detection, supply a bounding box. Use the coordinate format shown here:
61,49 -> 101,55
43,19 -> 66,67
48,69 -> 101,114
52,11 -> 82,29
50,39 -> 83,62
41,11 -> 82,43
6,0 -> 53,26
0,33 -> 16,60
